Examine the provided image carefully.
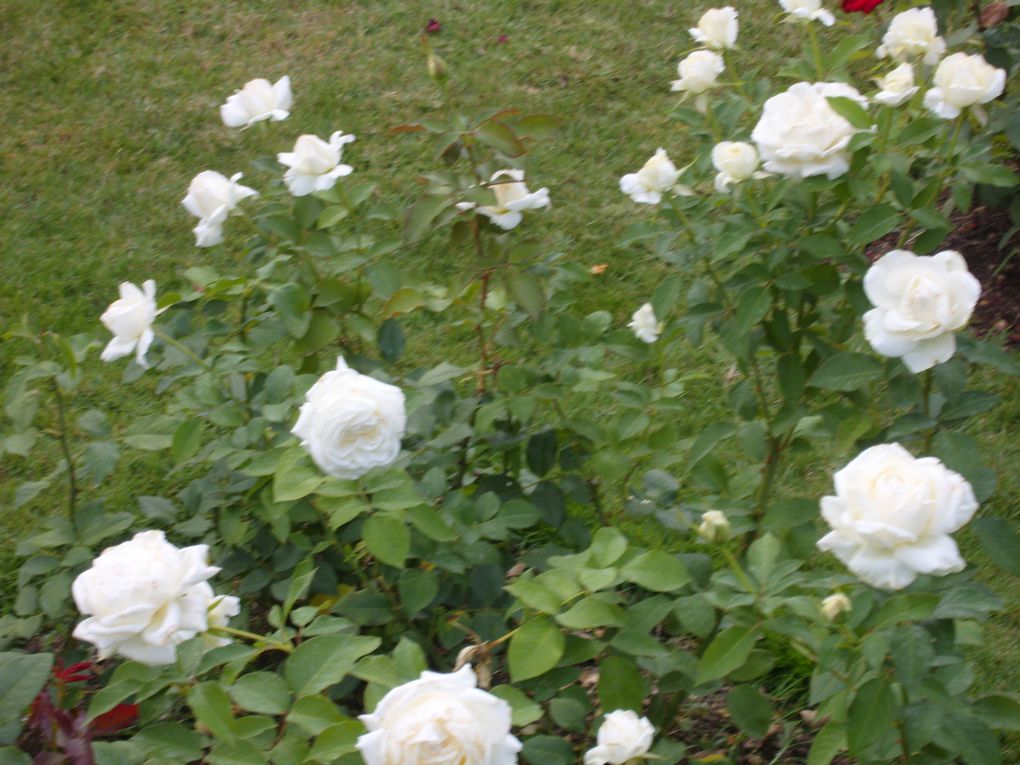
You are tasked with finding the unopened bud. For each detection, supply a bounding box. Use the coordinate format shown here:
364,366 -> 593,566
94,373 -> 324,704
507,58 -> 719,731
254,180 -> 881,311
821,592 -> 852,622
427,51 -> 448,82
697,510 -> 731,544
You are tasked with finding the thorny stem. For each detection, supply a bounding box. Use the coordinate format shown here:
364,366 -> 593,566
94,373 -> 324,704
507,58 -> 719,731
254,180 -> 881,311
50,379 -> 78,527
207,626 -> 293,654
807,21 -> 824,80
921,369 -> 935,452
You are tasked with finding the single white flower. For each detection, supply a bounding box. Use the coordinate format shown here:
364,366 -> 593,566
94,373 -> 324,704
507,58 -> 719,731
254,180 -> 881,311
711,141 -> 763,192
751,81 -> 868,180
628,303 -> 664,343
619,148 -> 680,204
876,8 -> 946,66
277,131 -> 356,196
181,170 -> 258,247
817,443 -> 978,590
292,357 -> 406,480
203,595 -> 241,650
357,665 -> 521,765
923,52 -> 1006,119
863,249 -> 980,373
671,51 -> 725,112
821,593 -> 852,621
100,280 -> 158,368
689,7 -> 739,49
469,169 -> 549,230
72,531 -> 230,665
584,710 -> 655,765
698,510 -> 731,543
874,63 -> 920,107
779,0 -> 835,25
220,76 -> 293,128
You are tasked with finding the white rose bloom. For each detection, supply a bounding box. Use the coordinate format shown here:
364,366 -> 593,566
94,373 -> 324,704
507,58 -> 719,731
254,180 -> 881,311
876,8 -> 946,66
619,148 -> 680,204
821,593 -> 852,621
628,303 -> 663,343
292,357 -> 406,480
468,169 -> 550,231
751,82 -> 867,180
863,249 -> 980,373
689,7 -> 739,50
203,594 -> 241,650
874,63 -> 919,107
924,52 -> 1006,119
72,531 -> 228,665
100,280 -> 158,368
698,510 -> 732,543
357,665 -> 522,765
584,710 -> 655,765
220,76 -> 293,128
711,141 -> 762,192
181,170 -> 258,247
278,131 -> 356,196
779,0 -> 835,26
817,443 -> 978,590
671,50 -> 725,107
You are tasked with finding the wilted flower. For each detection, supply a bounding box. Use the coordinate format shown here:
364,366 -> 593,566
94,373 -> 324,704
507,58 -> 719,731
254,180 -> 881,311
628,303 -> 663,343
671,51 -> 725,111
780,0 -> 836,25
357,665 -> 521,765
698,510 -> 731,543
751,81 -> 867,180
821,593 -> 852,621
876,8 -> 946,65
181,170 -> 258,247
711,141 -> 763,191
584,710 -> 655,765
100,280 -> 158,368
278,131 -> 356,196
863,249 -> 980,372
619,148 -> 681,204
72,531 -> 232,665
220,76 -> 292,128
292,357 -> 406,480
689,7 -> 739,50
924,52 -> 1006,119
874,63 -> 919,107
469,169 -> 550,230
817,444 -> 978,590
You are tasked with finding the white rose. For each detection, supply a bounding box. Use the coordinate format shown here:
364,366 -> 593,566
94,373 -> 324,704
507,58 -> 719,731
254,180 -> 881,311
203,594 -> 241,650
472,169 -> 550,231
751,82 -> 867,180
711,141 -> 762,192
181,171 -> 258,247
863,249 -> 980,373
817,443 -> 978,590
584,710 -> 655,765
698,510 -> 731,543
292,357 -> 406,480
876,8 -> 946,66
72,531 -> 227,665
357,665 -> 521,765
628,303 -> 663,343
874,63 -> 919,107
220,76 -> 293,128
821,593 -> 852,621
671,50 -> 725,101
278,131 -> 356,196
620,148 -> 680,204
689,7 -> 738,50
924,52 -> 1006,119
779,0 -> 835,26
100,280 -> 157,368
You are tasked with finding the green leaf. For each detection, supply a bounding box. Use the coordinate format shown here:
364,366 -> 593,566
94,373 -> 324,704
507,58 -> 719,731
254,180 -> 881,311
727,685 -> 772,738
398,569 -> 439,616
826,97 -> 871,130
133,722 -> 203,763
808,352 -> 883,392
521,735 -> 574,765
0,747 -> 30,765
598,654 -> 644,712
507,272 -> 545,319
475,120 -> 526,157
285,636 -> 381,698
556,596 -> 625,629
286,696 -> 347,736
972,517 -> 1020,574
307,721 -> 363,763
898,116 -> 945,145
847,677 -> 896,756
508,617 -> 565,682
506,578 -> 562,614
513,114 -> 561,141
974,692 -> 1020,731
589,527 -> 628,567
377,318 -> 405,363
206,739 -> 269,765
273,456 -> 324,503
282,558 -> 316,625
620,550 -> 691,592
229,672 -> 291,715
490,685 -> 543,726
847,205 -> 900,246
406,505 -> 458,542
270,283 -> 312,339
83,440 -> 120,485
937,712 -> 1002,765
187,682 -> 236,742
526,430 -> 557,477
171,419 -> 203,465
960,162 -> 1018,188
363,514 -> 410,568
696,625 -> 759,683
806,722 -> 847,765
404,195 -> 449,244
890,625 -> 934,695
0,652 -> 53,745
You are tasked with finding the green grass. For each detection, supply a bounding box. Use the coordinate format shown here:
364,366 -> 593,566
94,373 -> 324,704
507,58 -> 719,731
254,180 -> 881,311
3,0 -> 1020,752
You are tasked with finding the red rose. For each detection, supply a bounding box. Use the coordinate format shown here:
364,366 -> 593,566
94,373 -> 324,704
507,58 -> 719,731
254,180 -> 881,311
842,0 -> 884,12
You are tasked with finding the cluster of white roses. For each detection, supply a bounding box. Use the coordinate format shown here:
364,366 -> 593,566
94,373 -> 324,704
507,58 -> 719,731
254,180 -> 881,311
673,7 -> 738,113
